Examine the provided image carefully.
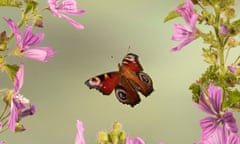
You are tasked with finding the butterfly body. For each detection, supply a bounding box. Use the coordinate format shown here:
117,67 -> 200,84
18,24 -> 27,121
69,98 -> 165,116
85,53 -> 153,107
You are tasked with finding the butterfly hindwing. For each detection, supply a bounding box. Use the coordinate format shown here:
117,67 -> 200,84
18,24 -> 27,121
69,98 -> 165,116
114,77 -> 141,107
85,72 -> 120,95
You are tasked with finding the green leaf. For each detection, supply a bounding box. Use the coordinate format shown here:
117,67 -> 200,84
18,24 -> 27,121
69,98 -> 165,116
5,64 -> 19,82
163,10 -> 180,23
224,89 -> 240,111
0,0 -> 22,7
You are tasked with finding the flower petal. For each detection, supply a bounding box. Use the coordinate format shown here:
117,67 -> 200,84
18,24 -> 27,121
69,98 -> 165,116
200,117 -> 220,139
14,63 -> 24,94
171,24 -> 192,41
208,83 -> 222,114
75,120 -> 85,144
196,93 -> 215,115
7,100 -> 18,132
126,136 -> 145,144
227,133 -> 240,144
3,18 -> 23,50
176,0 -> 195,25
61,14 -> 85,29
171,36 -> 194,51
23,47 -> 55,62
57,0 -> 86,15
22,26 -> 44,50
222,112 -> 238,133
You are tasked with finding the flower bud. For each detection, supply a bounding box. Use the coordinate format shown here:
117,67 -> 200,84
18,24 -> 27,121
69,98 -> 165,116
15,122 -> 26,132
225,8 -> 235,19
33,15 -> 43,28
97,131 -> 109,144
227,37 -> 238,48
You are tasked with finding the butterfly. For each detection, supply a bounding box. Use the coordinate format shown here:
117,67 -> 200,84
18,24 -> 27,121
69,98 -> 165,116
85,53 -> 153,107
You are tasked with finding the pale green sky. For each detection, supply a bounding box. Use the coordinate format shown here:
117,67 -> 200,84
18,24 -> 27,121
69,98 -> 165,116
1,0 -> 240,144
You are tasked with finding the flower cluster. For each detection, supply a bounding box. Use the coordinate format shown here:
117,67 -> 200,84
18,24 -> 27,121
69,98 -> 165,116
165,0 -> 240,143
0,0 -> 85,143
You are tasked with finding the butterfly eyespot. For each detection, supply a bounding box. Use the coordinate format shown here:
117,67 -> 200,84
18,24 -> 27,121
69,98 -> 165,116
138,72 -> 151,84
88,77 -> 101,86
115,89 -> 127,100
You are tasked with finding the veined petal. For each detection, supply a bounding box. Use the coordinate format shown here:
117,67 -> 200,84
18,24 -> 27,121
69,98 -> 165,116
176,0 -> 195,25
3,18 -> 23,50
200,117 -> 220,139
171,36 -> 194,51
196,93 -> 215,115
126,136 -> 145,144
23,47 -> 55,62
48,0 -> 60,17
208,83 -> 222,114
22,26 -> 44,50
75,120 -> 85,144
61,14 -> 84,29
222,112 -> 238,133
227,133 -> 240,144
14,63 -> 24,94
171,24 -> 192,41
189,13 -> 198,29
58,0 -> 86,15
7,101 -> 18,132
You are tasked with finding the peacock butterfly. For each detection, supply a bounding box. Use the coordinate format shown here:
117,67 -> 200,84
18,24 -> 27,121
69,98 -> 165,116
85,53 -> 153,107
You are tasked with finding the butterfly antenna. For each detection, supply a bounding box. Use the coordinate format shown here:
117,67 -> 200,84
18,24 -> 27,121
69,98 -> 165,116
127,45 -> 131,54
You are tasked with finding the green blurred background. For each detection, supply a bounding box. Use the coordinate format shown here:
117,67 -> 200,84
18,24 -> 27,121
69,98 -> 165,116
1,0 -> 240,143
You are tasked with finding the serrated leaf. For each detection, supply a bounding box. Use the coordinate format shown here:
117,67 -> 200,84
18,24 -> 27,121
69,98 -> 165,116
0,0 -> 22,7
164,10 -> 180,23
224,89 -> 240,110
5,64 -> 19,82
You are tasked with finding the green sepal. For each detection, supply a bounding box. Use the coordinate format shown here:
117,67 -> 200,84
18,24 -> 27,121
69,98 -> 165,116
163,10 -> 180,23
5,64 -> 19,82
0,0 -> 22,7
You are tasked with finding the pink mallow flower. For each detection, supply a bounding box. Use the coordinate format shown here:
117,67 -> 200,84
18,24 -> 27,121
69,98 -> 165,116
4,18 -> 55,62
196,83 -> 238,140
126,136 -> 145,144
197,126 -> 240,144
171,0 -> 198,52
75,120 -> 85,144
48,0 -> 86,29
7,64 -> 35,132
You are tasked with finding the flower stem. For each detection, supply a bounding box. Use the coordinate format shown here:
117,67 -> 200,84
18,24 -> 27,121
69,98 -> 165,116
213,5 -> 225,74
0,104 -> 8,120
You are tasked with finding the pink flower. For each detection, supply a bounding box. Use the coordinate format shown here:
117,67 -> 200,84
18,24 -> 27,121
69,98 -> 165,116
7,64 -> 35,132
75,120 -> 85,144
48,0 -> 86,29
197,127 -> 240,144
171,0 -> 198,51
4,18 -> 55,62
7,63 -> 25,132
196,83 -> 238,140
126,136 -> 145,144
